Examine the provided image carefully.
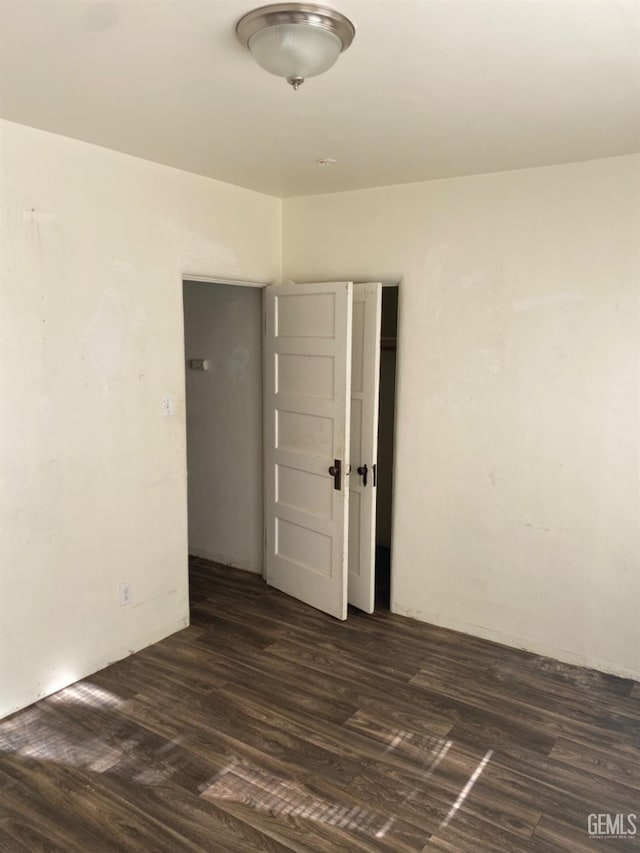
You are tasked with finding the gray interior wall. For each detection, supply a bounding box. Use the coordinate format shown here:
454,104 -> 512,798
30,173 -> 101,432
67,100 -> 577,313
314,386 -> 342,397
183,282 -> 263,572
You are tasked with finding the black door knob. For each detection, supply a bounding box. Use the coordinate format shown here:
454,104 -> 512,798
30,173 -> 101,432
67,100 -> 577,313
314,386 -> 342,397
328,459 -> 342,491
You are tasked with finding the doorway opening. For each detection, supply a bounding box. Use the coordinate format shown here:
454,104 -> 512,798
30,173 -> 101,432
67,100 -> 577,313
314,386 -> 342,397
374,285 -> 398,610
182,278 -> 264,577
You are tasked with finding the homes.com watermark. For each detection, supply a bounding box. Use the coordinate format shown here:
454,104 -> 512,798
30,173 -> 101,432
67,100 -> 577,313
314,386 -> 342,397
588,813 -> 637,840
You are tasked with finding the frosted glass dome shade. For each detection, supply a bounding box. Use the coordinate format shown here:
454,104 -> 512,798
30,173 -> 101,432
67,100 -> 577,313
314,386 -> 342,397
248,23 -> 342,80
236,4 -> 355,89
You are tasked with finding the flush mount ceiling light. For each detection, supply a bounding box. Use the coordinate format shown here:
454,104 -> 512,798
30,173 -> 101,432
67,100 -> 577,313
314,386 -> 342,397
236,3 -> 355,91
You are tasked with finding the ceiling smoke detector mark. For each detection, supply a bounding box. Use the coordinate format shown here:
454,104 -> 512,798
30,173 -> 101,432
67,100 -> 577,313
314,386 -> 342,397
316,158 -> 338,166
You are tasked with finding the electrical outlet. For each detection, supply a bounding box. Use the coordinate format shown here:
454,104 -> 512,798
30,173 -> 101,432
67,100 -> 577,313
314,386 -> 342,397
119,582 -> 132,607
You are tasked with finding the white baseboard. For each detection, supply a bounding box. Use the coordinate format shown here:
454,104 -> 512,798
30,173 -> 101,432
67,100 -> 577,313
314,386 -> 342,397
189,546 -> 262,574
391,602 -> 639,682
0,614 -> 189,720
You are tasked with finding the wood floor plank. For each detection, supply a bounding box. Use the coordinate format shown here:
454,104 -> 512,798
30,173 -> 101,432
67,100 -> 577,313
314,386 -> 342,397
0,753 -> 202,852
213,682 -> 446,778
264,636 -> 417,689
351,746 -> 542,841
116,688 -> 365,790
420,810 -> 535,853
91,644 -> 229,700
201,762 -> 428,852
285,768 -> 433,851
39,692 -> 223,794
411,666 -> 640,752
409,646 -> 640,728
263,639 -> 558,756
487,739 -> 640,809
95,768 -> 297,853
549,736 -> 640,788
145,633 -> 359,724
1,556 -> 638,852
456,743 -> 640,834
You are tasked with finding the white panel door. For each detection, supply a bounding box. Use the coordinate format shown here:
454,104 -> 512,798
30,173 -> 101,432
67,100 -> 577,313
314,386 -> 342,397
263,282 -> 352,620
348,283 -> 382,613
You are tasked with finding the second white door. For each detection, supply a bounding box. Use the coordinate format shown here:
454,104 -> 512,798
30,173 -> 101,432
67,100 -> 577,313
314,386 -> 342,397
348,283 -> 382,613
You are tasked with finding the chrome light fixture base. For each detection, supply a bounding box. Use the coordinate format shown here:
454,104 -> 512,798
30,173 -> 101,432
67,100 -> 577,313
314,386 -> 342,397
237,3 -> 355,90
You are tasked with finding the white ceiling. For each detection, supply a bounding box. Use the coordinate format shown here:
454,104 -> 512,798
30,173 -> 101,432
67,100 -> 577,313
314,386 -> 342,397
1,0 -> 638,197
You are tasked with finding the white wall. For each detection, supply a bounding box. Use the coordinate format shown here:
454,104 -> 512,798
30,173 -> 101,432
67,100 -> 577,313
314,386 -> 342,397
283,155 -> 640,679
183,282 -> 263,572
0,120 -> 280,718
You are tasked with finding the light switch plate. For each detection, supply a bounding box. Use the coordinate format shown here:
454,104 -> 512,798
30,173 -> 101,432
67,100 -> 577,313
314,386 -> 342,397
161,394 -> 175,416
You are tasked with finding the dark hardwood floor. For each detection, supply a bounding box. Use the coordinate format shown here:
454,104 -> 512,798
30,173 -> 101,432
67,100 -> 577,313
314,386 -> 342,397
1,557 -> 639,851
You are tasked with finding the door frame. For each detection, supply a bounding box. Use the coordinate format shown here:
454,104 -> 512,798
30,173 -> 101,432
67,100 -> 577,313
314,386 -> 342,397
180,275 -> 269,579
183,275 -> 270,289
180,274 -> 400,613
